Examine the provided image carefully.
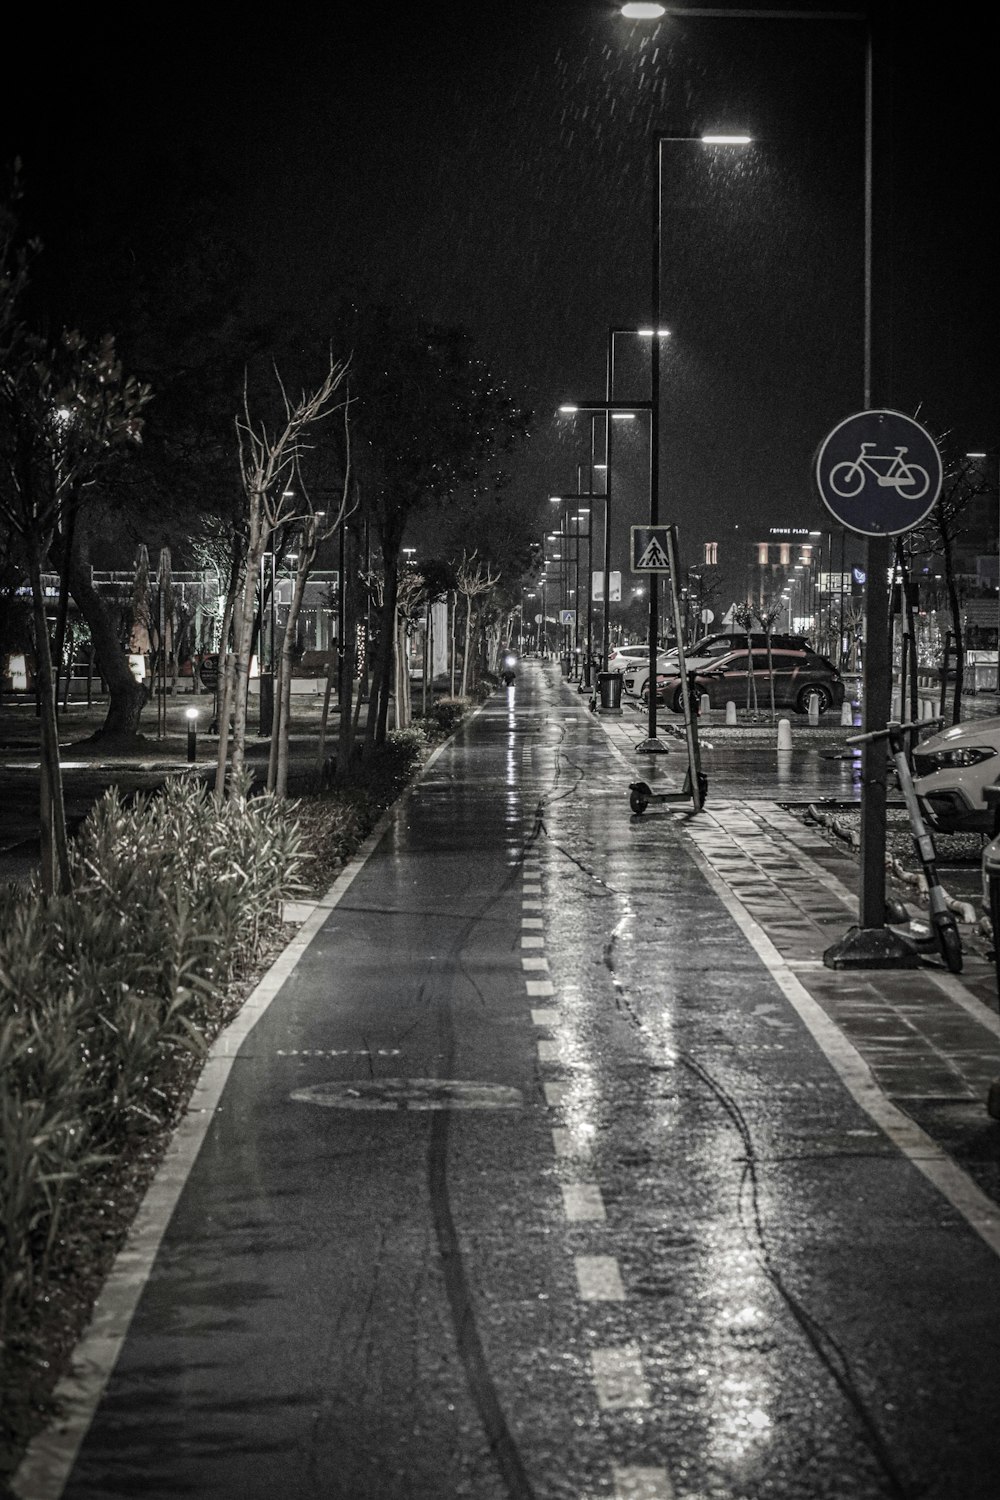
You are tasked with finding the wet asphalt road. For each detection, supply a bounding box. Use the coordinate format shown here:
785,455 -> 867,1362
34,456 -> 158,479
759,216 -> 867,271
21,665 -> 1000,1500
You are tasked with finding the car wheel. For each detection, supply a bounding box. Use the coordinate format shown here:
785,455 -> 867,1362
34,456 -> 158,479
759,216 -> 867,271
797,684 -> 830,714
671,686 -> 685,714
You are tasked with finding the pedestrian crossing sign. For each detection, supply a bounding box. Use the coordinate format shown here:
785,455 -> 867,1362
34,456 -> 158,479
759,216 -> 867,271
631,526 -> 673,572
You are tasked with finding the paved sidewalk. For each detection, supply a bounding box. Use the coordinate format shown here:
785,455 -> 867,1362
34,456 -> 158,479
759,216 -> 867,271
593,699 -> 1000,1199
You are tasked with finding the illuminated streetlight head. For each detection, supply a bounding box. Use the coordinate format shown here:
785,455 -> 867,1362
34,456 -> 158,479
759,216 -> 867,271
702,134 -> 753,146
637,328 -> 671,337
621,2 -> 665,15
611,412 -> 637,421
559,404 -> 579,414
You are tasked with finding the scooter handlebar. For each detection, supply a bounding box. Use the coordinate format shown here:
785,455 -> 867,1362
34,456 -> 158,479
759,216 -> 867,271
846,716 -> 944,746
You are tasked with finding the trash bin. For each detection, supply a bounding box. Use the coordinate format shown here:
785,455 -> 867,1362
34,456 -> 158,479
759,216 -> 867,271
597,671 -> 623,712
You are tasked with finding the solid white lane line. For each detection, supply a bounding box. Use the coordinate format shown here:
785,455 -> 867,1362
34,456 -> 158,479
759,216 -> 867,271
687,833 -> 1000,1261
574,1255 -> 626,1301
537,1040 -> 560,1063
525,979 -> 555,997
612,1465 -> 675,1500
590,1345 -> 650,1409
561,1182 -> 606,1222
531,1008 -> 559,1026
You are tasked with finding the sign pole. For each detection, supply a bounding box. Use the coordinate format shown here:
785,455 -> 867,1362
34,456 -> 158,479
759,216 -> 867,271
814,407 -> 943,969
665,525 -> 704,811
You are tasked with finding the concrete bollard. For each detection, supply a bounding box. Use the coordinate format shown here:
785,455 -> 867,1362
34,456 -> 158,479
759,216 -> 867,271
700,693 -> 710,716
840,700 -> 853,727
808,691 -> 819,725
777,718 -> 793,751
725,700 -> 737,725
923,697 -> 936,720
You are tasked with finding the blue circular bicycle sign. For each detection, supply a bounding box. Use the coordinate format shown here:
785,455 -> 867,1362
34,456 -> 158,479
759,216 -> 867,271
814,409 -> 942,536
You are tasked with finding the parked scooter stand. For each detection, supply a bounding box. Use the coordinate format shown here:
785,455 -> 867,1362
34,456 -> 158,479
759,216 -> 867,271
846,717 -> 963,973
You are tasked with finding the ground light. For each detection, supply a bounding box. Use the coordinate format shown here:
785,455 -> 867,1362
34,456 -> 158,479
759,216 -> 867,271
186,707 -> 199,764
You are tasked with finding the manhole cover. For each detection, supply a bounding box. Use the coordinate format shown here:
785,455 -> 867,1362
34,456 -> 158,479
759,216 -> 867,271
290,1078 -> 523,1111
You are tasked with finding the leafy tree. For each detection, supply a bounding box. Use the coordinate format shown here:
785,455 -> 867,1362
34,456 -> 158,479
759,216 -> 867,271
331,302 -> 532,753
0,185 -> 152,887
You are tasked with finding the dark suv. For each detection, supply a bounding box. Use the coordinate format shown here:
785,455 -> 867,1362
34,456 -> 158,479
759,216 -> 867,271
656,645 -> 844,715
676,632 -> 812,669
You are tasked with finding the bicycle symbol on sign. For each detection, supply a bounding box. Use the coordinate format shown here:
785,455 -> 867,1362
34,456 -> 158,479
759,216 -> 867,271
828,442 -> 931,501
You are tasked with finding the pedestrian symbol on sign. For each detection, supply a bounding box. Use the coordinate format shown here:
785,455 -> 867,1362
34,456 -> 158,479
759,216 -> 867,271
630,526 -> 673,573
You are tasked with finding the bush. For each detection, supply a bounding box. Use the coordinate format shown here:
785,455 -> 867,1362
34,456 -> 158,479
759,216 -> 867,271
417,697 -> 468,738
0,774 -> 305,1359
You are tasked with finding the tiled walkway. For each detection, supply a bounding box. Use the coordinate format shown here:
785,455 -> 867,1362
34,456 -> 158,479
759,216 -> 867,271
593,704 -> 1000,1175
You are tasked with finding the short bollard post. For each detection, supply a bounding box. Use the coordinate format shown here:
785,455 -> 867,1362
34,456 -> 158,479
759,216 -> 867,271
725,700 -> 737,725
700,693 -> 710,715
808,691 -> 820,725
186,706 -> 199,763
840,700 -> 853,727
777,718 -> 793,751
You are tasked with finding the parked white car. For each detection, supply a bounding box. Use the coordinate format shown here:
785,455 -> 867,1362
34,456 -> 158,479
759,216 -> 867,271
622,652 -> 673,701
606,644 -> 655,675
911,716 -> 1000,835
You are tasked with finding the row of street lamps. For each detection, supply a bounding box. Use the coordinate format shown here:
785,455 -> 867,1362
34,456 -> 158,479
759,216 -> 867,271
549,3 -> 904,955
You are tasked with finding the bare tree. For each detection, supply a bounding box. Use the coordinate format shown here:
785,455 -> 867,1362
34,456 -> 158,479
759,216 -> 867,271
217,354 -> 350,798
267,404 -> 353,797
455,550 -> 500,696
754,601 -> 783,722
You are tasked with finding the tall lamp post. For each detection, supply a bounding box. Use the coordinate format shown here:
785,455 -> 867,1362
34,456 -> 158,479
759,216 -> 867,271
624,5 -> 891,952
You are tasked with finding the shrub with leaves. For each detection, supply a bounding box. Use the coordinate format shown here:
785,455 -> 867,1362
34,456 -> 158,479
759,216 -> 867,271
0,772 -> 305,1354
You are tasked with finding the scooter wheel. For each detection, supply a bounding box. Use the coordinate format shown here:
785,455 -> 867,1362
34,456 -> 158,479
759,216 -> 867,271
935,915 -> 963,974
629,790 -> 648,815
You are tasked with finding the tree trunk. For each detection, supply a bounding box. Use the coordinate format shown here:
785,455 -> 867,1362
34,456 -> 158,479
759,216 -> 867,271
366,563 -> 399,756
460,598 -> 473,696
213,546 -> 244,793
227,502 -> 265,795
27,538 -> 71,894
942,524 -> 964,725
336,524 -> 359,778
270,540 -> 314,798
66,532 -> 148,740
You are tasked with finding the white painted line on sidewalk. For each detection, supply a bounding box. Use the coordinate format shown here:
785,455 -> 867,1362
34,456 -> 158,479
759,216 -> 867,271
537,1040 -> 560,1063
688,824 -> 1000,1262
561,1182 -> 606,1222
525,979 -> 554,997
521,935 -> 545,948
612,1464 -> 675,1499
521,897 -> 543,909
521,916 -> 544,929
522,957 -> 549,970
590,1345 -> 650,1409
531,1008 -> 559,1026
574,1255 -> 626,1301
544,1081 -> 572,1107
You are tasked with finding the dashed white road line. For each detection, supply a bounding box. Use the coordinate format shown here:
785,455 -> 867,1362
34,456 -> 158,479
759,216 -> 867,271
531,1008 -> 559,1026
522,956 -> 549,970
544,1082 -> 572,1107
575,1255 -> 626,1302
612,1464 -> 675,1500
537,1040 -> 560,1063
590,1345 -> 650,1409
521,935 -> 545,948
526,979 -> 554,997
561,1182 -> 606,1222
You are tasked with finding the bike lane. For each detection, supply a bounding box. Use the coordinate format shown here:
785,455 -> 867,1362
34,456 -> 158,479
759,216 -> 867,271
19,662 -> 1000,1500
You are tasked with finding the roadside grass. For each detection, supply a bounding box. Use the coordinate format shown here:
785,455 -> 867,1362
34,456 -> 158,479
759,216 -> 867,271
0,690 -> 487,1494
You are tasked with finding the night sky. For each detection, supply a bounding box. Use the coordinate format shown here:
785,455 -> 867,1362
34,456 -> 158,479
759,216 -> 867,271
4,1 -> 996,595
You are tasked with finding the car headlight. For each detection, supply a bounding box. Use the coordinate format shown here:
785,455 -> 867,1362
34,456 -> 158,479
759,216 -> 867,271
914,746 -> 997,772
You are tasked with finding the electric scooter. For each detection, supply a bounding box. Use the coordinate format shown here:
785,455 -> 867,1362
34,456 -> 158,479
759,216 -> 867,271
846,716 -> 963,973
